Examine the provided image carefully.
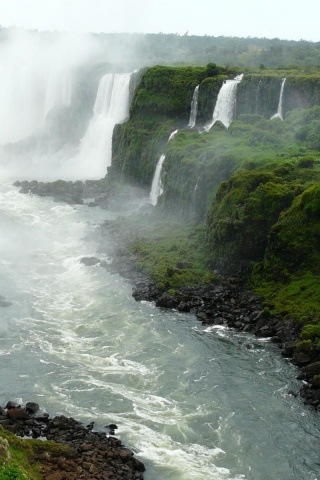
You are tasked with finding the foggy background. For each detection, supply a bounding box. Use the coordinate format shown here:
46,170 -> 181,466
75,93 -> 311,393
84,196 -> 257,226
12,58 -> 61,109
1,0 -> 319,42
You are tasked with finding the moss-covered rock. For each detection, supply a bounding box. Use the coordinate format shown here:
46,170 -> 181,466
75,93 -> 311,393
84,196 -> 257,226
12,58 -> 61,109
259,183 -> 320,280
206,170 -> 298,273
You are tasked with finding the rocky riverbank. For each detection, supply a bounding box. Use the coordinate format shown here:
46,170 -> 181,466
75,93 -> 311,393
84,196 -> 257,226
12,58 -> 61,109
91,222 -> 320,411
13,179 -> 320,411
0,401 -> 145,480
133,279 -> 320,408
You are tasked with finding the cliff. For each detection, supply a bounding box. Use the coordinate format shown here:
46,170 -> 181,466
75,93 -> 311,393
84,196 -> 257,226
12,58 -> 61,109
108,66 -> 320,374
111,67 -> 320,216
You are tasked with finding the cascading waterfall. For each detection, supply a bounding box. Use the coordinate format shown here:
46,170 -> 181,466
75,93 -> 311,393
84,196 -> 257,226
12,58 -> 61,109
150,130 -> 179,206
188,85 -> 199,128
150,154 -> 166,206
271,78 -> 286,120
205,74 -> 243,130
62,73 -> 131,179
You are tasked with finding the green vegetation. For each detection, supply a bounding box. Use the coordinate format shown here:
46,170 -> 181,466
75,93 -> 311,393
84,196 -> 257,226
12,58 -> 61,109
106,214 -> 213,291
110,66 -> 320,354
111,65 -> 238,186
0,426 -> 71,480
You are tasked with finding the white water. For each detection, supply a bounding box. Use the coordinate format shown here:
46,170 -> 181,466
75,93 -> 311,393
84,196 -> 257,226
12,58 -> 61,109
149,130 -> 179,206
205,74 -> 243,130
0,30 -> 100,146
188,85 -> 199,128
0,58 -> 73,145
271,78 -> 286,120
0,72 -> 131,181
0,180 -> 320,480
61,73 -> 131,179
150,154 -> 166,206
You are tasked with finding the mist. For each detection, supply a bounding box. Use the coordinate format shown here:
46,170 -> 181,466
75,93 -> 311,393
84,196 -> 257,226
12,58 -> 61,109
0,28 -> 137,181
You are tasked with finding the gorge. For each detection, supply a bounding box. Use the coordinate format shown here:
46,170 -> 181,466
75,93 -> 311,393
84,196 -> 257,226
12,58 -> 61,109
1,28 -> 320,480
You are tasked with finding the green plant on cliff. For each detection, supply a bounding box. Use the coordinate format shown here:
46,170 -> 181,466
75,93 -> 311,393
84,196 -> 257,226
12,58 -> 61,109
0,427 -> 72,480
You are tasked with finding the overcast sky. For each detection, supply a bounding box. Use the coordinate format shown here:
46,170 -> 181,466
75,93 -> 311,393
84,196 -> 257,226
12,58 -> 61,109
1,0 -> 319,42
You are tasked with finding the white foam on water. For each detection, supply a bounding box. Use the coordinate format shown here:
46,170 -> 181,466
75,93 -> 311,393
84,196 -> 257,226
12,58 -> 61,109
1,182 -> 320,480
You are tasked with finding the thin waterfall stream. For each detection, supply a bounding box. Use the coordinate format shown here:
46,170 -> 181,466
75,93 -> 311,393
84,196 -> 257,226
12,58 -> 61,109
271,78 -> 286,120
149,130 -> 179,206
188,85 -> 199,128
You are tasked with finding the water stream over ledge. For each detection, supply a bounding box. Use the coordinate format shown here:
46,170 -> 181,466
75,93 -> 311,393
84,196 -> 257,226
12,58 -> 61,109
0,180 -> 319,480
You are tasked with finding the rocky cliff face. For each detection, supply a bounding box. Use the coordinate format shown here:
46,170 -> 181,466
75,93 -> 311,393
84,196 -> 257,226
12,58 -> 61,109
111,68 -> 320,215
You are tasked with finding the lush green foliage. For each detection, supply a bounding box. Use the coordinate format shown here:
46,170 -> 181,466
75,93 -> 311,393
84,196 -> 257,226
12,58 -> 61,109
110,64 -> 320,354
0,464 -> 27,480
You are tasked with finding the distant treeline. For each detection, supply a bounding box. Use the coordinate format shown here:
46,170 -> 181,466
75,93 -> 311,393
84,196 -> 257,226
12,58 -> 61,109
1,27 -> 320,68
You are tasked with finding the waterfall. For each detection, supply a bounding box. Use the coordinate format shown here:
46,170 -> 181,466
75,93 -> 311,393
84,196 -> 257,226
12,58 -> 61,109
188,85 -> 199,128
205,74 -> 243,130
44,67 -> 73,117
149,130 -> 179,205
271,78 -> 286,120
168,129 -> 179,141
62,73 -> 131,179
0,62 -> 74,145
150,154 -> 166,206
193,170 -> 204,213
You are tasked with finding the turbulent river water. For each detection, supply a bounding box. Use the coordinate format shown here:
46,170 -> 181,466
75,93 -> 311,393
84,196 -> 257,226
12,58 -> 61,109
0,179 -> 319,480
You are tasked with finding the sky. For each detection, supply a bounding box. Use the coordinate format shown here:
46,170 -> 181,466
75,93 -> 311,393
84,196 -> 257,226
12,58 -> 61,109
1,0 -> 319,42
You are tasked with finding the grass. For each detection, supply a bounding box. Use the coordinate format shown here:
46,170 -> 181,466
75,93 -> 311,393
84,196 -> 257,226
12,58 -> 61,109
0,427 -> 72,480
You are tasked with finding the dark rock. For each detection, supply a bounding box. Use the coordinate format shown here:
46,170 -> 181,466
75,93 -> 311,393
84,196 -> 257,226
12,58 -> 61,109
282,341 -> 296,358
293,351 -> 312,366
303,361 -> 320,376
80,256 -> 100,266
26,402 -> 40,414
5,401 -> 20,410
311,375 -> 320,388
287,390 -> 298,397
8,408 -> 29,420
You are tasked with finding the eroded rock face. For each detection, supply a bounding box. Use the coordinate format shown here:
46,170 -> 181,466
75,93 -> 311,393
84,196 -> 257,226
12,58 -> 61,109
0,402 -> 145,480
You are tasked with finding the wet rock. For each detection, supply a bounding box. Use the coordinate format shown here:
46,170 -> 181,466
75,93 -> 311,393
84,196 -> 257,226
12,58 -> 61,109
80,256 -> 100,266
26,401 -> 39,414
282,341 -> 296,358
5,401 -> 21,410
303,361 -> 320,376
293,351 -> 312,366
311,375 -> 320,388
8,408 -> 29,420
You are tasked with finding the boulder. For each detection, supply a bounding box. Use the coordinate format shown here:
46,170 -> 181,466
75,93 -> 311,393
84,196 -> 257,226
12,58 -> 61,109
80,257 -> 100,266
26,402 -> 40,414
303,361 -> 320,376
8,408 -> 29,420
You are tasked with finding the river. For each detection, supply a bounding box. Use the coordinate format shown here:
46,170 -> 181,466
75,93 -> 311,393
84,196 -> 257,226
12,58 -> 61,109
0,179 -> 319,480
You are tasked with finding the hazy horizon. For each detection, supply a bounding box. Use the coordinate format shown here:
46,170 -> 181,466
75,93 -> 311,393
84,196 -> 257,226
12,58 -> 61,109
1,0 -> 319,43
